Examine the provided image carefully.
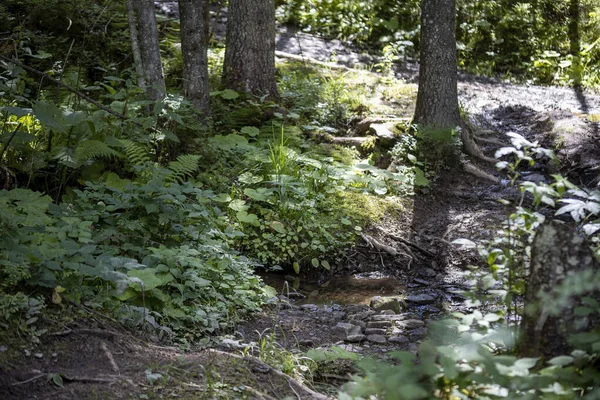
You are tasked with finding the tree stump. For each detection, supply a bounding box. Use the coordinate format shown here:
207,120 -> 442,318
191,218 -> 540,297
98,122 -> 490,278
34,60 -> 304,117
518,220 -> 599,358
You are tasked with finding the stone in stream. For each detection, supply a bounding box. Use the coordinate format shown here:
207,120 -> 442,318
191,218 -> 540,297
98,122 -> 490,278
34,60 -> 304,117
419,268 -> 437,278
388,335 -> 410,344
370,296 -> 403,313
366,334 -> 387,344
347,310 -> 376,321
300,304 -> 319,312
408,327 -> 428,340
364,328 -> 386,335
379,309 -> 396,315
346,334 -> 366,343
370,314 -> 406,321
395,319 -> 425,329
367,320 -> 392,329
334,322 -> 362,340
405,293 -> 437,305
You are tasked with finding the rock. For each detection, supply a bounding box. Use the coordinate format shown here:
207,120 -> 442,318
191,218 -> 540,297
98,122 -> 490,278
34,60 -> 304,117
389,335 -> 410,344
366,334 -> 387,344
521,173 -> 546,183
370,296 -> 403,313
405,294 -> 437,305
395,319 -> 425,329
367,321 -> 392,329
370,314 -> 405,321
370,123 -> 395,140
364,328 -> 386,335
337,344 -> 362,352
300,304 -> 319,312
299,339 -> 315,347
413,278 -> 432,286
347,309 -> 376,321
419,268 -> 437,278
24,350 -> 30,357
334,322 -> 362,340
34,353 -> 43,359
379,309 -> 396,315
346,334 -> 366,343
332,311 -> 347,320
352,320 -> 367,330
408,328 -> 428,340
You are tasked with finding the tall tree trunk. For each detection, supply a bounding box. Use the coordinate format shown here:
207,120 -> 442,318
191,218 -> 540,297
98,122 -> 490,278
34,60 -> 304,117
222,0 -> 278,98
132,0 -> 166,102
178,0 -> 210,114
412,0 -> 487,162
126,0 -> 146,91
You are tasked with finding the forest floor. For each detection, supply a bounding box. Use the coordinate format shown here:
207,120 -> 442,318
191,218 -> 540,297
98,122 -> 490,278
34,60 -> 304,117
2,21 -> 600,400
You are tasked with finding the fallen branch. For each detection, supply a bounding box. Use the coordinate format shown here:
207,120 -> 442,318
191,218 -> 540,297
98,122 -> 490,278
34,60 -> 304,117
275,51 -> 364,73
100,341 -> 120,374
11,373 -> 45,386
206,349 -> 331,400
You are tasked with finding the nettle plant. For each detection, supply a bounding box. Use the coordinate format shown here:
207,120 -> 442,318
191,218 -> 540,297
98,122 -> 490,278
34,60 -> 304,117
340,133 -> 600,399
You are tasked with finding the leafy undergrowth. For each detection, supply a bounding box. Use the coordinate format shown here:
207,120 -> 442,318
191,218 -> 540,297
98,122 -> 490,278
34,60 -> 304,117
0,39 -> 418,354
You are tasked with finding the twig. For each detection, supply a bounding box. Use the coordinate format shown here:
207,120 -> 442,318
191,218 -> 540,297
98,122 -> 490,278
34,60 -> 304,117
11,374 -> 45,386
63,375 -> 118,384
100,341 -> 120,374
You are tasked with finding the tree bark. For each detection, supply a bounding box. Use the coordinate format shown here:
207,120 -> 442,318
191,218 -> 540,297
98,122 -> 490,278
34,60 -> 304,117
126,0 -> 146,91
518,220 -> 599,358
412,0 -> 488,162
132,0 -> 166,102
222,0 -> 278,98
178,0 -> 210,114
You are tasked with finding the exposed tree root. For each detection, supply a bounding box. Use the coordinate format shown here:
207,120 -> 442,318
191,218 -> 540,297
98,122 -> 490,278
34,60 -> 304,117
100,341 -> 120,374
463,162 -> 499,183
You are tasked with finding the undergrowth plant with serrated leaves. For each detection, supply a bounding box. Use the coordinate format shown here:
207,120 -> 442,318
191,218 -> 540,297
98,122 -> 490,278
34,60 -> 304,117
338,132 -> 600,399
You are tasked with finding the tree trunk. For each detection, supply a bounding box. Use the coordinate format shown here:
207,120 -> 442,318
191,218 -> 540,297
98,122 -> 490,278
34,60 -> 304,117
518,220 -> 599,359
412,0 -> 487,162
132,0 -> 166,102
222,0 -> 278,98
126,0 -> 146,91
178,0 -> 210,114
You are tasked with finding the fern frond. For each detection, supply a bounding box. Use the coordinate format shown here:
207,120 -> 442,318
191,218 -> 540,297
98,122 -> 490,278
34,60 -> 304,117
167,154 -> 201,183
118,139 -> 152,166
75,140 -> 123,165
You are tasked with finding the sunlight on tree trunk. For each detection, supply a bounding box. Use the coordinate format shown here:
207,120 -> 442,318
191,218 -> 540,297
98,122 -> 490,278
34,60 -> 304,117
222,0 -> 278,98
413,0 -> 490,163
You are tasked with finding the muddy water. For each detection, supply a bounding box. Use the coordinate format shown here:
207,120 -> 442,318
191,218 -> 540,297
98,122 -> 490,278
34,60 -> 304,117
259,272 -> 404,305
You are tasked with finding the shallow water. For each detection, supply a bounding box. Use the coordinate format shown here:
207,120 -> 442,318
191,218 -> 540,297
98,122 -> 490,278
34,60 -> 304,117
259,272 -> 404,305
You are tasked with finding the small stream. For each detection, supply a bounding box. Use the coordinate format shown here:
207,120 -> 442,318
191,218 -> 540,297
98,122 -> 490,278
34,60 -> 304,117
259,271 -> 404,306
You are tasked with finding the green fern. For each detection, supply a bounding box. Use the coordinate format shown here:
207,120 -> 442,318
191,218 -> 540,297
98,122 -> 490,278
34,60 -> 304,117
167,154 -> 201,183
74,140 -> 123,166
119,139 -> 152,166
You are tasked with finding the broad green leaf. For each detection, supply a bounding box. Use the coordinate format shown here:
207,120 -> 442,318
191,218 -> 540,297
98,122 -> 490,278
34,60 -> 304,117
240,126 -> 260,137
127,268 -> 174,291
548,355 -> 574,366
311,258 -> 319,268
321,260 -> 331,270
292,262 -> 300,274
